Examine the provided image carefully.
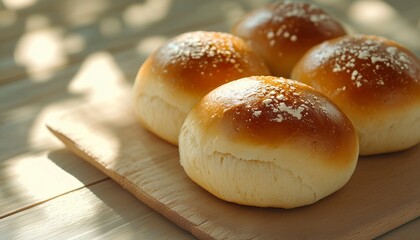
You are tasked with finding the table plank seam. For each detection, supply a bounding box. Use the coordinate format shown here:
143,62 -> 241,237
0,177 -> 109,220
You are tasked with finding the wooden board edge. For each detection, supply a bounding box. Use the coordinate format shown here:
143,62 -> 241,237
45,122 -> 214,240
45,114 -> 420,240
363,206 -> 420,240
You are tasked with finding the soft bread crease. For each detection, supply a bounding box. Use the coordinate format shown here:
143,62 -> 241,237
212,151 -> 318,202
135,93 -> 187,145
178,76 -> 358,208
180,126 -> 320,208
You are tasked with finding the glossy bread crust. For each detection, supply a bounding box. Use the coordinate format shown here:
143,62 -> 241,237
292,35 -> 420,155
192,76 -> 357,165
143,31 -> 270,97
292,35 -> 420,112
232,1 -> 346,77
179,76 -> 359,208
133,31 -> 270,145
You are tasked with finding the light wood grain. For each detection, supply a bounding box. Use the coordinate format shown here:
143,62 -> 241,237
0,179 -> 195,239
47,93 -> 420,240
2,0 -> 419,84
0,18 -> 235,220
1,0 -> 420,238
0,0 -> 268,84
0,17 -> 236,160
0,149 -> 107,218
376,217 -> 420,240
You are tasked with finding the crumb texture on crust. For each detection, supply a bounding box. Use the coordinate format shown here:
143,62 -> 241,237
192,76 -> 358,166
291,35 -> 420,155
291,35 -> 420,111
232,1 -> 346,77
147,31 -> 270,96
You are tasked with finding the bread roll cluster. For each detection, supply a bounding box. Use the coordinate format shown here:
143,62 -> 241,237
133,1 -> 419,208
133,31 -> 269,145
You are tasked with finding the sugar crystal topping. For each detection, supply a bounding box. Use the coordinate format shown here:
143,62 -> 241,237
236,78 -> 331,123
163,32 -> 243,72
321,36 -> 415,88
265,2 -> 332,46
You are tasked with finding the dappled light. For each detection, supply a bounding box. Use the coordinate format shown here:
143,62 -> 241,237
136,35 -> 168,55
347,0 -> 420,52
1,0 -> 419,238
123,0 -> 171,27
3,152 -> 86,207
69,52 -> 130,102
349,0 -> 397,25
2,0 -> 37,10
14,28 -> 67,81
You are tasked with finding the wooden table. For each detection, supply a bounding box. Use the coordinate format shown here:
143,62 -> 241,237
1,0 -> 419,239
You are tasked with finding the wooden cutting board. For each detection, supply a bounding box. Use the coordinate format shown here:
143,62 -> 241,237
46,95 -> 420,240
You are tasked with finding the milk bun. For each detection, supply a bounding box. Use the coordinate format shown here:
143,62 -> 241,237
232,1 -> 346,77
292,35 -> 420,155
179,76 -> 359,208
133,31 -> 270,145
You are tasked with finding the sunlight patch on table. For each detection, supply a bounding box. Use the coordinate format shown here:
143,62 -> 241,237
1,152 -> 86,210
123,0 -> 171,27
349,0 -> 397,25
69,51 -> 130,102
348,0 -> 420,54
2,0 -> 37,10
136,36 -> 167,56
14,28 -> 67,82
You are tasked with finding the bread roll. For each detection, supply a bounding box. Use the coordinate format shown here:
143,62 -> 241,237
133,31 -> 270,145
291,35 -> 420,155
232,1 -> 346,77
179,76 -> 359,208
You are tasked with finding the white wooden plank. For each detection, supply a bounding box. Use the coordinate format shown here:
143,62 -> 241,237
0,18 -> 236,160
0,0 -> 268,82
0,180 -> 196,240
0,149 -> 107,217
0,18 -> 233,219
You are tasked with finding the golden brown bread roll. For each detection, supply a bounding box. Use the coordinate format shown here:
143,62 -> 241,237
133,31 -> 270,145
232,1 -> 346,78
291,35 -> 420,155
179,76 -> 359,208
